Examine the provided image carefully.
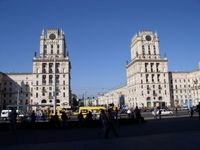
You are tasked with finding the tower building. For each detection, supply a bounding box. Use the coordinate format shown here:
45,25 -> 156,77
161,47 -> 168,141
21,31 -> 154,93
126,30 -> 171,107
32,29 -> 71,108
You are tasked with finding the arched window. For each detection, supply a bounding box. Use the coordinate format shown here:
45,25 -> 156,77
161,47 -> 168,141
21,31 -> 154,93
158,97 -> 162,101
56,99 -> 60,103
41,99 -> 47,103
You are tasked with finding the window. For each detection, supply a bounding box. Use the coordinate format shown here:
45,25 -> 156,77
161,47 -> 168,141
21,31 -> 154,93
151,63 -> 153,72
41,99 -> 47,103
152,74 -> 155,82
51,50 -> 53,54
156,63 -> 159,72
142,45 -> 145,55
63,92 -> 65,97
51,45 -> 53,49
57,50 -> 59,54
44,45 -> 47,48
148,45 -> 150,55
44,50 -> 47,54
157,74 -> 160,82
153,45 -> 156,54
36,93 -> 38,98
146,74 -> 149,82
57,44 -> 60,48
49,75 -> 53,84
36,81 -> 38,85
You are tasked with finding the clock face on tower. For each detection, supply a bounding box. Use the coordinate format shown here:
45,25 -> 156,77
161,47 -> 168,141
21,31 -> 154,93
49,34 -> 56,40
145,35 -> 151,41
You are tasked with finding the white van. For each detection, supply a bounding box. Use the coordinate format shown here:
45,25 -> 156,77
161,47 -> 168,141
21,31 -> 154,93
0,110 -> 11,120
0,110 -> 24,120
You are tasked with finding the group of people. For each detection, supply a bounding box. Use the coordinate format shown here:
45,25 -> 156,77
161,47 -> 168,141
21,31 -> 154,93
127,106 -> 143,122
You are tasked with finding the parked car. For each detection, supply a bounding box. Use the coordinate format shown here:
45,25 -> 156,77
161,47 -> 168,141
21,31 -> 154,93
152,109 -> 173,116
0,110 -> 24,120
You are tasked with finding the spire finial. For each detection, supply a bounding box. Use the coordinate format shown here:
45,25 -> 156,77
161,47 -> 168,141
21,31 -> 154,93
34,51 -> 37,57
42,29 -> 44,35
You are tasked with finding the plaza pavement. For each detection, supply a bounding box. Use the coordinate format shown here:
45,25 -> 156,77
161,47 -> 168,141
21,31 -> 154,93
0,117 -> 200,150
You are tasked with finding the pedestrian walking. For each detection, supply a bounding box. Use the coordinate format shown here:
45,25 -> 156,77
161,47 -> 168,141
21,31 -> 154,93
78,111 -> 84,123
175,107 -> 178,116
61,111 -> 68,128
105,108 -> 119,138
54,112 -> 60,128
31,110 -> 36,123
134,106 -> 141,122
127,109 -> 131,118
115,107 -> 118,120
153,107 -> 157,119
100,109 -> 108,130
158,108 -> 162,120
8,107 -> 17,135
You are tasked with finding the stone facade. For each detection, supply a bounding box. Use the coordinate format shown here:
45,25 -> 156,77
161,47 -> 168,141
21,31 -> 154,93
169,70 -> 200,107
98,30 -> 200,108
0,29 -> 71,111
98,84 -> 127,107
32,29 -> 71,108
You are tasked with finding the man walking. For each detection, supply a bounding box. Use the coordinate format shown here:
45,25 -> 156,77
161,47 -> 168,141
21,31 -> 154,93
9,107 -> 17,135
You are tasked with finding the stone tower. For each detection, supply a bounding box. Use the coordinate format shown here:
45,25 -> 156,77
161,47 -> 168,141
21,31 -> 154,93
32,29 -> 71,108
126,30 -> 171,108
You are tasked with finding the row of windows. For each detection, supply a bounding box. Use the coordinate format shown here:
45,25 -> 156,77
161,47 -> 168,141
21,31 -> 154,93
141,90 -> 167,95
43,49 -> 60,55
173,79 -> 200,83
35,92 -> 66,98
145,63 -> 160,72
44,44 -> 60,49
142,74 -> 163,83
141,84 -> 166,89
36,74 -> 66,78
142,45 -> 156,55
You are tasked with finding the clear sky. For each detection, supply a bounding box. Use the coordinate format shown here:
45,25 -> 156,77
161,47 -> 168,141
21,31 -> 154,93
0,0 -> 200,98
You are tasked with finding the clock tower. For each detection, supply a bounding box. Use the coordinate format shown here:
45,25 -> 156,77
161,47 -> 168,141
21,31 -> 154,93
126,30 -> 171,108
32,29 -> 71,108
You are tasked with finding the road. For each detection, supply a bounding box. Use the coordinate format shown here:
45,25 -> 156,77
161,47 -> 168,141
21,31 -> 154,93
1,116 -> 200,150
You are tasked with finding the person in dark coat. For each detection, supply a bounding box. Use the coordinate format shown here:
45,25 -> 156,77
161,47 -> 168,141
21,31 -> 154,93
61,111 -> 68,128
105,108 -> 119,138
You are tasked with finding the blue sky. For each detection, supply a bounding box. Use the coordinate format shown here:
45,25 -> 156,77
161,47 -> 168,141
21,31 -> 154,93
0,0 -> 200,97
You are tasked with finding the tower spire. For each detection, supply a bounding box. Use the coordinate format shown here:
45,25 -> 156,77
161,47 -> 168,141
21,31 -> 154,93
42,29 -> 44,35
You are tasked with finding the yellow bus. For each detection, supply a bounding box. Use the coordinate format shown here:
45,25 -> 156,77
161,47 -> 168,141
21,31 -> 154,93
79,106 -> 106,120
